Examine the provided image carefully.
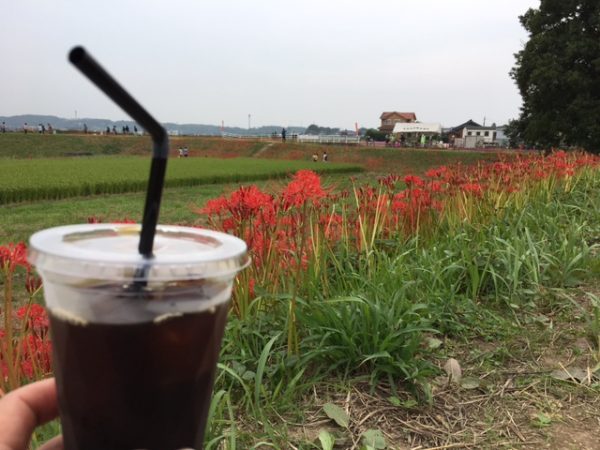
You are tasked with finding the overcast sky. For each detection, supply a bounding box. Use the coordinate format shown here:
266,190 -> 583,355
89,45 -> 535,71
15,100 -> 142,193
1,0 -> 540,129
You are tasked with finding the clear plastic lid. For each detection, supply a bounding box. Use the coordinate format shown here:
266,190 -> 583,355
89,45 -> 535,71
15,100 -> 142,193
29,224 -> 249,282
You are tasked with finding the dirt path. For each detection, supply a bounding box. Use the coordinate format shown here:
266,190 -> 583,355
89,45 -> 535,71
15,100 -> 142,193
251,142 -> 274,158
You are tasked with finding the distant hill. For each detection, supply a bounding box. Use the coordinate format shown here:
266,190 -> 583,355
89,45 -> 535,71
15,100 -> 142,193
0,114 -> 306,136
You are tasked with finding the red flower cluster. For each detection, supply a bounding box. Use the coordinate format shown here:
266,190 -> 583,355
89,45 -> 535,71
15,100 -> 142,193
16,304 -> 49,334
282,170 -> 326,209
200,152 -> 600,316
0,242 -> 28,273
1,304 -> 52,383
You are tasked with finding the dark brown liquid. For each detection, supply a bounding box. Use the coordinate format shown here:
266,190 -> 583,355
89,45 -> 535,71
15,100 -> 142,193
49,303 -> 228,450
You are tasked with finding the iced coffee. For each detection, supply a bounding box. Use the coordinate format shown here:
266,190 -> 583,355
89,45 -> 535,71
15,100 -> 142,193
29,224 -> 248,450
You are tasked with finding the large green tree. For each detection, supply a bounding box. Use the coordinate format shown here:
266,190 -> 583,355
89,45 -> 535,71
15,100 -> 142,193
510,0 -> 600,153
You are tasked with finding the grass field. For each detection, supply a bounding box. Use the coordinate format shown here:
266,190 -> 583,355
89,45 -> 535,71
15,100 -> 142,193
1,136 -> 599,449
0,156 -> 360,204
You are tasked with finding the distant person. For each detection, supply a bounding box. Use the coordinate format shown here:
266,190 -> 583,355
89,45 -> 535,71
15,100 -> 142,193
47,123 -> 53,134
106,126 -> 110,135
420,134 -> 427,147
112,125 -> 117,135
322,151 -> 328,162
178,147 -> 184,158
1,121 -> 6,133
133,125 -> 138,134
83,123 -> 88,134
38,123 -> 43,134
281,128 -> 286,142
23,123 -> 28,134
41,124 -> 46,134
312,152 -> 318,162
183,146 -> 189,157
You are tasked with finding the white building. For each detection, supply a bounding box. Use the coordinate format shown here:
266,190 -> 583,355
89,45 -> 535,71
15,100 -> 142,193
461,126 -> 497,147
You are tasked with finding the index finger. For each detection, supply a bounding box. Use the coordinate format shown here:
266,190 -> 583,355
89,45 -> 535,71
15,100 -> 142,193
0,378 -> 59,450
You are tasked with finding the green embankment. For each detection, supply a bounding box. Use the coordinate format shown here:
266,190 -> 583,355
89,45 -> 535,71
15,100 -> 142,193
0,134 -> 265,158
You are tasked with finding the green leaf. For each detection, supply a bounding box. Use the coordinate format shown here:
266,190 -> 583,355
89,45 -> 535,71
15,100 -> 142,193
318,429 -> 335,450
323,403 -> 350,428
388,396 -> 401,406
360,351 -> 392,366
460,377 -> 480,390
426,337 -> 443,349
254,334 -> 280,407
532,412 -> 552,428
388,396 -> 417,408
361,429 -> 386,449
241,370 -> 255,381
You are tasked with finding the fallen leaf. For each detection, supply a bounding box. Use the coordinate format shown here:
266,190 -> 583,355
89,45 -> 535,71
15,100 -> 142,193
318,429 -> 335,450
460,376 -> 480,389
361,429 -> 387,449
426,337 -> 443,349
443,358 -> 462,384
550,366 -> 591,384
323,403 -> 350,428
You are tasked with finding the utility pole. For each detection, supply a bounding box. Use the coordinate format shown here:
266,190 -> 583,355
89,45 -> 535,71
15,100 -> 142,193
248,114 -> 251,131
483,116 -> 486,126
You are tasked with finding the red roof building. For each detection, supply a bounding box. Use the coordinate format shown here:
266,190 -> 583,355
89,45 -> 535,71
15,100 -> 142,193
379,112 -> 417,133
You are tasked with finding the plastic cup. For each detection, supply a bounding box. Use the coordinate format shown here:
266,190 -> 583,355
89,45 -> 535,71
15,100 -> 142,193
28,223 -> 248,450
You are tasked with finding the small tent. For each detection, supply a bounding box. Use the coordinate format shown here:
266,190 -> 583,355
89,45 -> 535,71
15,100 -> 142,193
392,122 -> 442,146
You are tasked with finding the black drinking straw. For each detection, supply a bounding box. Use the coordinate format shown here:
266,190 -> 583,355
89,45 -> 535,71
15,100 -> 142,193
68,46 -> 168,259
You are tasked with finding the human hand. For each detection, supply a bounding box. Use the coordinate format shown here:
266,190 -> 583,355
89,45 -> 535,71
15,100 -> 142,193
0,378 -> 63,450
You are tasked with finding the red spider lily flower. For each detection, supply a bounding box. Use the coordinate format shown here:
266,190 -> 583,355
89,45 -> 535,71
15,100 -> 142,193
378,174 -> 401,190
408,188 -> 432,209
222,218 -> 236,233
205,185 -> 275,222
25,270 -> 43,294
431,200 -> 445,212
461,183 -> 484,197
282,170 -> 325,209
391,199 -> 409,213
229,185 -> 274,220
20,334 -> 52,376
87,216 -> 102,223
430,181 -> 444,193
425,167 -> 448,178
114,218 -> 137,224
248,278 -> 256,298
16,304 -> 50,333
202,197 -> 229,216
321,213 -> 344,241
20,360 -> 34,379
0,242 -> 29,272
404,175 -> 425,187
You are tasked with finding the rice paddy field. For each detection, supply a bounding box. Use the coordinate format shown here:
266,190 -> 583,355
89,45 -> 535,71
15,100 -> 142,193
1,133 -> 600,449
0,156 -> 360,204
